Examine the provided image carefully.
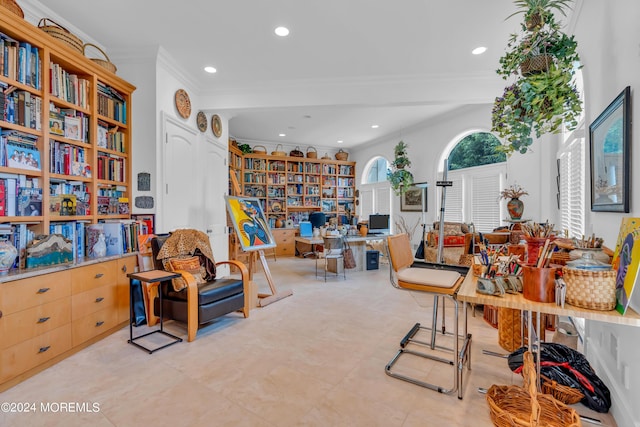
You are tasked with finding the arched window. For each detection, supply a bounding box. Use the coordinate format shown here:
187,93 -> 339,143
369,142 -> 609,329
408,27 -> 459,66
359,156 -> 392,227
365,157 -> 389,183
440,132 -> 507,232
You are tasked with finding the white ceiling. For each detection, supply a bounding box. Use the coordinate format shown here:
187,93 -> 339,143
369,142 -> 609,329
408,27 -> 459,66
32,0 -> 549,149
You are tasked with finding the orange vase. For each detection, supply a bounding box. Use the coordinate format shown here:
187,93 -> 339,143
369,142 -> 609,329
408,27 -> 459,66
359,225 -> 368,237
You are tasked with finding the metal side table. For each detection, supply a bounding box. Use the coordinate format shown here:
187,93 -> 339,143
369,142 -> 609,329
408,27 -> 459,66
127,270 -> 183,353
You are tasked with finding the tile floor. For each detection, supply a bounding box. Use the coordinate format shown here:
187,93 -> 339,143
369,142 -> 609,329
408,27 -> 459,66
0,257 -> 617,426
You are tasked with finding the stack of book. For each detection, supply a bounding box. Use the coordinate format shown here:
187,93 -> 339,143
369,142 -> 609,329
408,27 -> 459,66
97,82 -> 126,123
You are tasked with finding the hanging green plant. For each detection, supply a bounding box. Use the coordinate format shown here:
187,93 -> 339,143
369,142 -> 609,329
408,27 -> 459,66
387,141 -> 414,195
492,0 -> 582,155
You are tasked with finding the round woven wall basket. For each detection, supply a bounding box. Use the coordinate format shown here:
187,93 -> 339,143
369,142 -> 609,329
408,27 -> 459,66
38,18 -> 83,54
83,43 -> 117,74
1,0 -> 24,18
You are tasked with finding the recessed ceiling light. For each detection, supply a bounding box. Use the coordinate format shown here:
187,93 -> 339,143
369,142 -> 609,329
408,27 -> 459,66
274,26 -> 290,37
472,46 -> 487,55
337,140 -> 343,144
204,66 -> 217,73
371,125 -> 379,129
279,133 -> 286,137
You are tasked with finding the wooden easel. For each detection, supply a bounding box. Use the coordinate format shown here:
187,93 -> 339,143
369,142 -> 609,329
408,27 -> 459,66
229,172 -> 292,307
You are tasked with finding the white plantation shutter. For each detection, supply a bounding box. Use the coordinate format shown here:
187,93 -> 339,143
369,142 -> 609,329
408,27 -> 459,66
375,186 -> 391,214
559,136 -> 585,238
472,174 -> 501,232
443,173 -> 463,223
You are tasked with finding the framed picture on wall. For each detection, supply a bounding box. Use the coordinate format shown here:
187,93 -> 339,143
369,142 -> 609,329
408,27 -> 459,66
589,86 -> 631,212
400,186 -> 426,212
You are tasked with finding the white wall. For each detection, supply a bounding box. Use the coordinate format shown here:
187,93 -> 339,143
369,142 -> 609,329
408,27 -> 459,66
572,2 -> 640,426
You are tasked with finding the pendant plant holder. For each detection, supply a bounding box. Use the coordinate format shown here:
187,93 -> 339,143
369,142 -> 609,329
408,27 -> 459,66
492,0 -> 582,155
387,141 -> 414,195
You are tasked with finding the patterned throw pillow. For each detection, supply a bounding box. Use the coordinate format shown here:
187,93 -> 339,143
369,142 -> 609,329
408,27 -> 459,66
166,256 -> 206,291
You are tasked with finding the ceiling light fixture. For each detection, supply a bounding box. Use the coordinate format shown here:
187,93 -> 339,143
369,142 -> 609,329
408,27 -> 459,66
371,125 -> 379,129
472,46 -> 487,55
337,140 -> 343,144
274,26 -> 290,37
204,66 -> 217,73
279,133 -> 286,137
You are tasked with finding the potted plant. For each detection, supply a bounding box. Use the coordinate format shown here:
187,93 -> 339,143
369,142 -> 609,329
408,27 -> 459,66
492,0 -> 582,155
387,141 -> 414,195
499,184 -> 529,220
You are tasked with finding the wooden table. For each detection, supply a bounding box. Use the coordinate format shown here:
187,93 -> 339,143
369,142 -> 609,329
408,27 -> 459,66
295,234 -> 388,272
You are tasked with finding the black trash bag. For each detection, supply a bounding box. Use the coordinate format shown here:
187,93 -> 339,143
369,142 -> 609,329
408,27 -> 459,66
508,343 -> 611,413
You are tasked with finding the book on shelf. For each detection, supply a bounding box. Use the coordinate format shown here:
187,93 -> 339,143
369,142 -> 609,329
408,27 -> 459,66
17,186 -> 42,216
100,221 -> 124,256
86,223 -> 104,258
64,115 -> 81,141
49,194 -> 76,216
6,142 -> 40,171
49,111 -> 65,136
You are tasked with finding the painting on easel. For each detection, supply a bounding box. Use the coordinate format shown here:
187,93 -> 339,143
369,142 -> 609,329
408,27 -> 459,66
225,196 -> 276,252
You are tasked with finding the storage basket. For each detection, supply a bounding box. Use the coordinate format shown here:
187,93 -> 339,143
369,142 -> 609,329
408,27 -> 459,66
486,351 -> 580,427
83,43 -> 117,74
252,145 -> 266,154
289,146 -> 303,157
335,149 -> 349,161
497,307 -> 522,352
306,146 -> 317,158
562,266 -> 616,310
38,18 -> 83,54
271,144 -> 286,156
1,0 -> 24,18
541,375 -> 584,405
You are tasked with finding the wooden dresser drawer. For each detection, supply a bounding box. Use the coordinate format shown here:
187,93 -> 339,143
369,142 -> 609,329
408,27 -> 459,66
0,324 -> 72,382
72,285 -> 118,321
72,309 -> 118,346
1,298 -> 71,349
71,261 -> 117,293
273,229 -> 295,257
0,271 -> 71,315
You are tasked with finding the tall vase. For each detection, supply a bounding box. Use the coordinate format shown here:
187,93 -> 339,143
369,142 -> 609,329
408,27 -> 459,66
507,197 -> 524,220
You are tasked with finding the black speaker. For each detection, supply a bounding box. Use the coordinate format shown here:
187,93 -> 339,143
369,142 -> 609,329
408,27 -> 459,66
366,250 -> 379,270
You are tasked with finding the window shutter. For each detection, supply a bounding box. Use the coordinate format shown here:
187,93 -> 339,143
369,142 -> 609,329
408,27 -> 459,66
559,137 -> 585,238
443,172 -> 463,223
472,174 -> 501,232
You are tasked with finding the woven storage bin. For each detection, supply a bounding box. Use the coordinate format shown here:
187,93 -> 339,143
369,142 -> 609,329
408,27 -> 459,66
335,149 -> 349,161
271,144 -> 286,156
520,54 -> 553,76
486,351 -> 580,427
562,267 -> 616,310
252,145 -> 266,154
306,146 -> 317,158
83,43 -> 116,74
289,146 -> 303,157
541,375 -> 584,405
1,0 -> 24,18
498,307 -> 522,352
38,18 -> 83,54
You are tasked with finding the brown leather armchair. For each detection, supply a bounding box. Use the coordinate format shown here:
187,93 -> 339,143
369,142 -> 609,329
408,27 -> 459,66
151,230 -> 250,342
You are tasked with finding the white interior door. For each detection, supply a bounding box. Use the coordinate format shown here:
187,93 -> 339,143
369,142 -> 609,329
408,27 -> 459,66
202,137 -> 229,273
161,114 -> 198,233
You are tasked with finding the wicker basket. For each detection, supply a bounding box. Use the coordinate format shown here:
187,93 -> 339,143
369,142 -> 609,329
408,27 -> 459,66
0,0 -> 24,18
38,18 -> 84,54
83,43 -> 117,74
252,145 -> 266,154
520,54 -> 553,76
271,144 -> 286,156
486,351 -> 581,427
289,146 -> 303,157
541,375 -> 584,405
498,307 -> 522,352
562,267 -> 616,310
335,149 -> 349,161
306,146 -> 317,158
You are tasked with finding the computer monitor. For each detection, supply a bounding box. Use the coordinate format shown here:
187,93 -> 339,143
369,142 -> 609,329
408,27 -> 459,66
368,214 -> 390,234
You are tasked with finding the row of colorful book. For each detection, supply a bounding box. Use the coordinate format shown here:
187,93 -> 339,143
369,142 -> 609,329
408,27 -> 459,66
0,174 -> 41,217
97,82 -> 126,123
49,104 -> 90,143
0,33 -> 41,89
0,84 -> 43,130
97,120 -> 126,153
96,153 -> 126,182
49,62 -> 90,108
0,129 -> 41,171
49,140 -> 91,177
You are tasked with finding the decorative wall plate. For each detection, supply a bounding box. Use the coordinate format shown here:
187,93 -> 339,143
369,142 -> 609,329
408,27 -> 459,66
196,111 -> 207,132
175,89 -> 191,119
211,114 -> 222,137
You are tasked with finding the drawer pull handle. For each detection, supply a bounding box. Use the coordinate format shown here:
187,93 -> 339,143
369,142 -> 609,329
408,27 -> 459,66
38,346 -> 51,353
95,273 -> 104,279
122,265 -> 127,273
37,287 -> 50,294
37,317 -> 50,323
96,321 -> 105,327
95,297 -> 105,303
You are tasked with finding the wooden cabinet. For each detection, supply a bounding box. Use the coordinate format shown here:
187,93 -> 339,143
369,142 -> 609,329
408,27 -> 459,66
0,254 -> 136,390
271,228 -> 296,257
0,12 -> 135,266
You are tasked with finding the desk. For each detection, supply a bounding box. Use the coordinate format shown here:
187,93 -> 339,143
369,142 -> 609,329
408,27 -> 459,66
127,270 -> 183,353
295,235 -> 388,272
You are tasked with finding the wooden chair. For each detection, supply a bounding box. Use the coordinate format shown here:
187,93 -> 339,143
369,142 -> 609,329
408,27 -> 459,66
385,233 -> 472,399
316,235 -> 346,281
